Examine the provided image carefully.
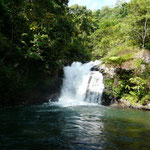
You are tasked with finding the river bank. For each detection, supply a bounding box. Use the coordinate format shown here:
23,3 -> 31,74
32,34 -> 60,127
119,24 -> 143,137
111,99 -> 150,111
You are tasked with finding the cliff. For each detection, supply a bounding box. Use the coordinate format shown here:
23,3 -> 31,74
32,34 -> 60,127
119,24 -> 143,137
96,49 -> 150,110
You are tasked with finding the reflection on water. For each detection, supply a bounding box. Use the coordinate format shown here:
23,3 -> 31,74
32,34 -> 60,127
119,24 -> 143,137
0,105 -> 150,150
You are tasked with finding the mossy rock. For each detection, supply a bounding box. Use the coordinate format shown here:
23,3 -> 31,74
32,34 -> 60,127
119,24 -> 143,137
103,53 -> 133,65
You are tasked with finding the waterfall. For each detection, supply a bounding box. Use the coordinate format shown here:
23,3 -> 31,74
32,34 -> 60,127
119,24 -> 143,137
55,61 -> 104,106
85,71 -> 104,104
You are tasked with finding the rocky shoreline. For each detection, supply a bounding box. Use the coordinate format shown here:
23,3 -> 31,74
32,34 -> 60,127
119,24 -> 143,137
111,99 -> 150,111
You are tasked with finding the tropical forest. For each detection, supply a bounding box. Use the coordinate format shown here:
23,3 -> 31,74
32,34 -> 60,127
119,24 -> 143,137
0,0 -> 150,149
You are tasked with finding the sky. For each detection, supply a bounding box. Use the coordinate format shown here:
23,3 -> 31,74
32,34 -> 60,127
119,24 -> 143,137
68,0 -> 131,10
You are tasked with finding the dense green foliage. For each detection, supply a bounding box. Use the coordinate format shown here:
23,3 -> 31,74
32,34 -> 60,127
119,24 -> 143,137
91,0 -> 150,59
90,0 -> 150,105
0,0 -> 94,101
0,0 -> 150,105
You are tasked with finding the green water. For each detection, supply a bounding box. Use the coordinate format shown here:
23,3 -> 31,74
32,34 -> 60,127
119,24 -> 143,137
0,104 -> 150,150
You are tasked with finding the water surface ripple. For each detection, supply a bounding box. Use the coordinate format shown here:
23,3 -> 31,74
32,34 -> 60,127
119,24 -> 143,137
0,104 -> 150,150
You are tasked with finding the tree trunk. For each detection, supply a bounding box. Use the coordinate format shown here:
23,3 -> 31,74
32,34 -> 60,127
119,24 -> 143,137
142,16 -> 148,50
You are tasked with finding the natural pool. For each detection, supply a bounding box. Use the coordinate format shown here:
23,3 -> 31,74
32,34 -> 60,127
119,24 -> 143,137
0,104 -> 150,150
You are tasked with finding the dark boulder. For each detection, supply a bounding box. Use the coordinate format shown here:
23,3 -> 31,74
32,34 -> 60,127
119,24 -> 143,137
91,65 -> 100,71
101,87 -> 116,106
49,93 -> 60,102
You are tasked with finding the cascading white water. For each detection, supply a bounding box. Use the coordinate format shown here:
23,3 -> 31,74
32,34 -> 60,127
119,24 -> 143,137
56,61 -> 104,106
85,71 -> 104,104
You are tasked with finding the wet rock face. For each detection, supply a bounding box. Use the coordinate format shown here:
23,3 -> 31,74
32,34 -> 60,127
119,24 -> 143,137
91,64 -> 117,106
101,88 -> 116,106
49,93 -> 60,102
93,64 -> 129,106
99,64 -> 116,78
91,65 -> 100,71
91,64 -> 116,77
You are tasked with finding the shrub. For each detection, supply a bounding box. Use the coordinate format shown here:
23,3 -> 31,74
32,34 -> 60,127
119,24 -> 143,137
141,93 -> 150,105
103,53 -> 133,65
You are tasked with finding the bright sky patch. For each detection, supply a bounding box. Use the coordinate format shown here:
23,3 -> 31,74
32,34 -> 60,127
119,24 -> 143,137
69,0 -> 131,10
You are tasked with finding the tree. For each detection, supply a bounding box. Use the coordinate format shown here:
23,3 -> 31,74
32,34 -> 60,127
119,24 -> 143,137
127,0 -> 150,49
0,0 -> 78,100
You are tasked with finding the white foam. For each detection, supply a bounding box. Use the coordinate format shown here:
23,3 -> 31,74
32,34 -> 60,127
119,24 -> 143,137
53,61 -> 104,107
